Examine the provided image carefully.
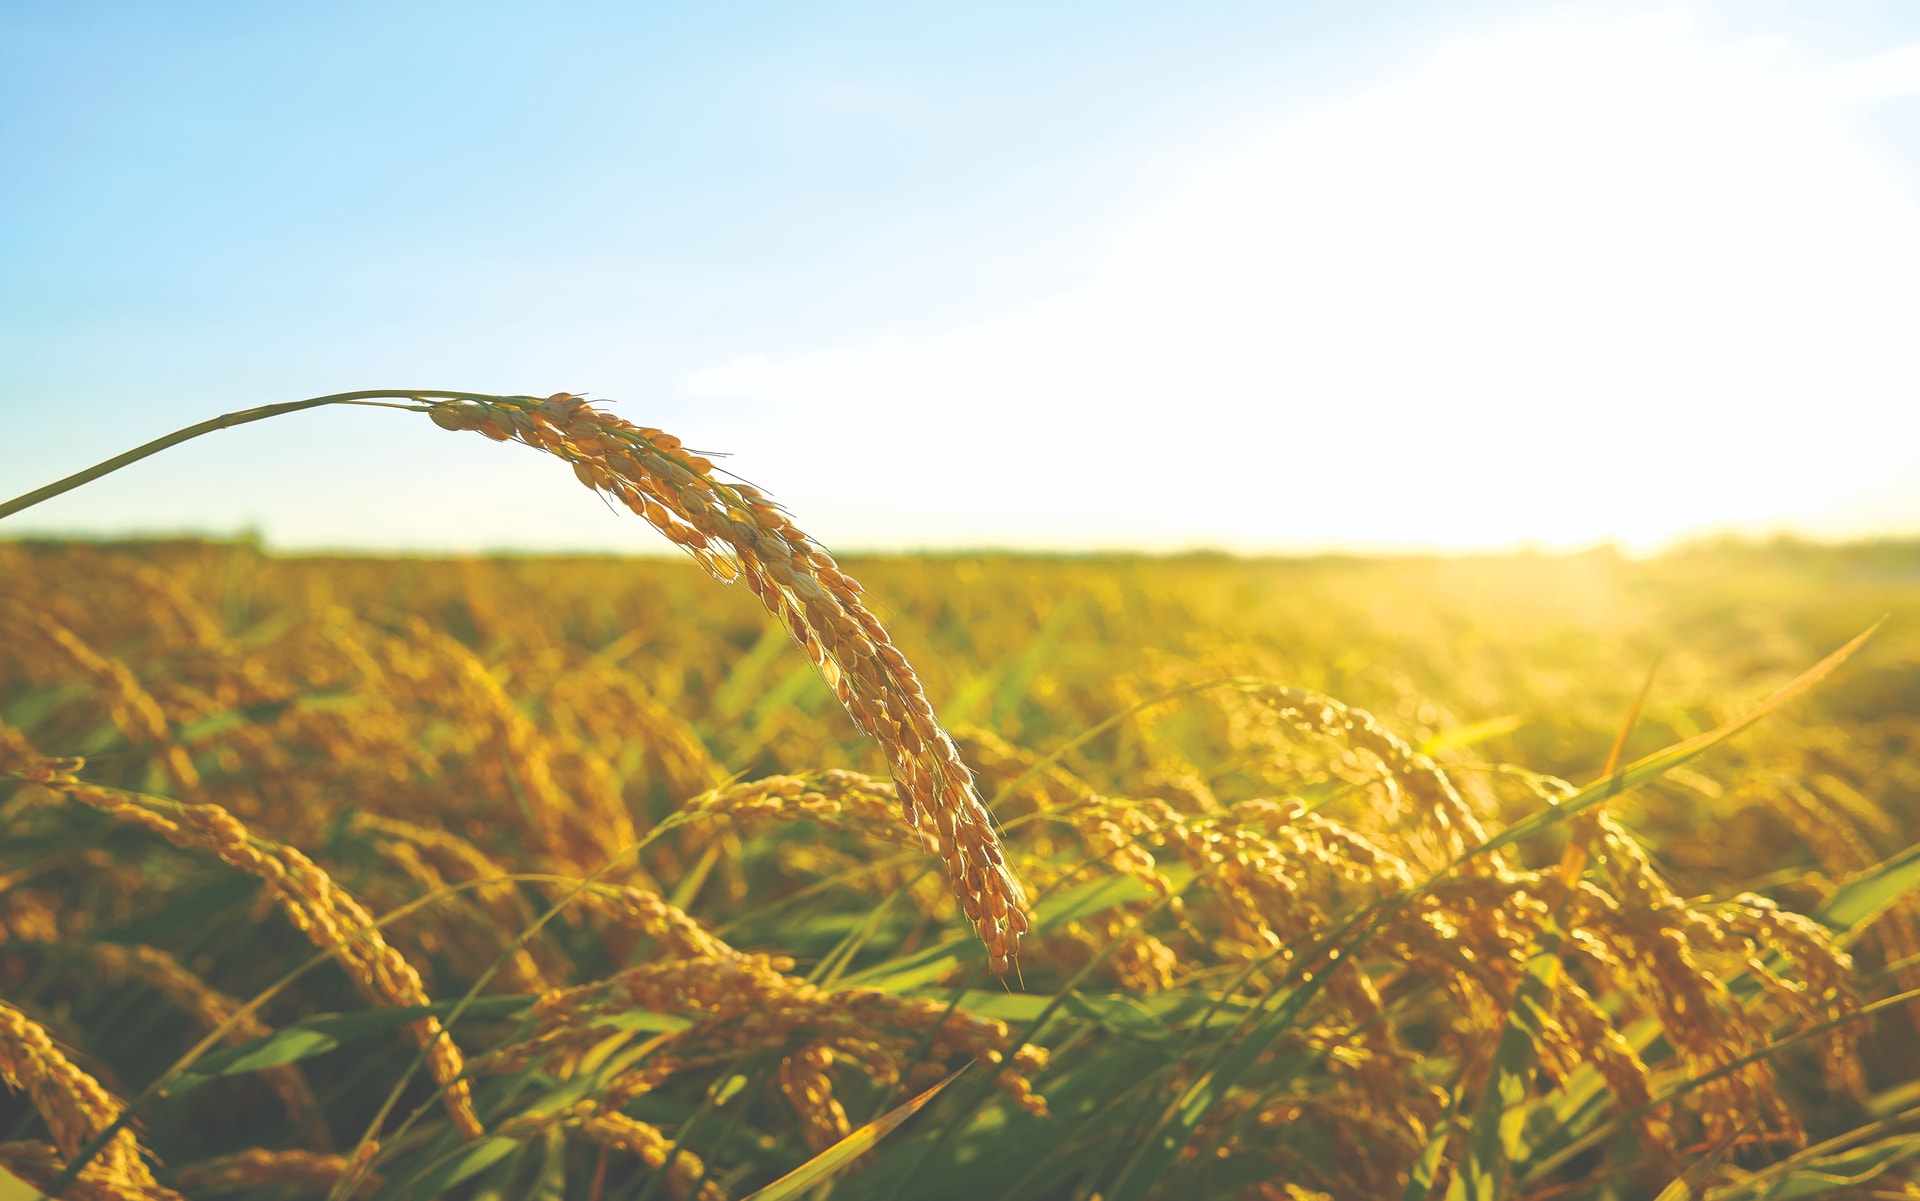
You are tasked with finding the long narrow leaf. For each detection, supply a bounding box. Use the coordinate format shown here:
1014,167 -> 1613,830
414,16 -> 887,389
1477,622 -> 1880,860
169,996 -> 538,1090
1815,839 -> 1920,937
742,1067 -> 966,1201
1704,1123 -> 1920,1200
1454,949 -> 1559,1201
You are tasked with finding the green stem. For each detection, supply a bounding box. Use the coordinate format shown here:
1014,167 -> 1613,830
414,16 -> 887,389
0,390 -> 513,522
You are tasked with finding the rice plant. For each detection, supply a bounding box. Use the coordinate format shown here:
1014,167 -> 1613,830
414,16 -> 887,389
1,393 -> 1916,1200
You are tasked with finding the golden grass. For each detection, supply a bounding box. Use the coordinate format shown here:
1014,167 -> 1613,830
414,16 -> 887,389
0,396 -> 1917,1199
0,999 -> 173,1196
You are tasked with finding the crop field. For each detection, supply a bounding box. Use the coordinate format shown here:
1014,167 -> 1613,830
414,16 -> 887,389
3,397 -> 1920,1200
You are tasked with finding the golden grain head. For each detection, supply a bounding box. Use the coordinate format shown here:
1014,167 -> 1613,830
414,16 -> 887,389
423,396 -> 1030,970
2,405 -> 1912,1198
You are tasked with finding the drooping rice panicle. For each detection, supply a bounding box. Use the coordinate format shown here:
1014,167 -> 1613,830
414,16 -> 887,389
425,394 -> 1029,972
686,769 -> 933,848
4,410 -> 1912,1198
491,1107 -> 723,1201
0,1139 -> 183,1201
11,756 -> 485,1143
0,601 -> 200,793
170,1148 -> 382,1197
0,1001 -> 174,1196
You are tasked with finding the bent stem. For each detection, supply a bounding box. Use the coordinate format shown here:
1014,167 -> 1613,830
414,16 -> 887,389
0,390 -> 523,522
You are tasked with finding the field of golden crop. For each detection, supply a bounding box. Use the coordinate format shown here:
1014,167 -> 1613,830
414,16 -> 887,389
3,396 -> 1919,1200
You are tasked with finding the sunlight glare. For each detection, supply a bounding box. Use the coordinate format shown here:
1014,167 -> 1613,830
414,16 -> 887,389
689,11 -> 1920,552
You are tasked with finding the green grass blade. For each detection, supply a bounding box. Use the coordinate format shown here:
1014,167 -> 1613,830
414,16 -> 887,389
0,1166 -> 46,1201
1701,1120 -> 1920,1200
1475,621 -> 1880,861
741,1067 -> 965,1201
1034,873 -> 1161,933
1420,714 -> 1526,754
1101,907 -> 1380,1201
169,997 -> 535,1090
1456,949 -> 1560,1201
1403,1116 -> 1453,1201
1814,839 -> 1920,938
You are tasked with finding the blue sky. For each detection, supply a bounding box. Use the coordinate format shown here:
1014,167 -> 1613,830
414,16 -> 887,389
4,1 -> 1919,553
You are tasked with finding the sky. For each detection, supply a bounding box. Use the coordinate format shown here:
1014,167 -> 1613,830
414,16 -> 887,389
3,0 -> 1918,555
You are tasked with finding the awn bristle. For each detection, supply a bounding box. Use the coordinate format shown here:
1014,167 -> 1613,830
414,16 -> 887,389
426,394 -> 1028,972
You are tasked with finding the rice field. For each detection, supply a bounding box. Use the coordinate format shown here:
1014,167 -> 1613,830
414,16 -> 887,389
2,397 -> 1919,1200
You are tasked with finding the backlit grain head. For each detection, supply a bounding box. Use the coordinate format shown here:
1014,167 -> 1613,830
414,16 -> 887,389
424,396 -> 1029,970
0,1000 -> 164,1192
171,1148 -> 381,1198
43,781 -> 485,1143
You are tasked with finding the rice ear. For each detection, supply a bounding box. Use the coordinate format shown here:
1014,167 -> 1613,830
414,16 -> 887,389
426,395 -> 1029,972
0,1001 -> 175,1196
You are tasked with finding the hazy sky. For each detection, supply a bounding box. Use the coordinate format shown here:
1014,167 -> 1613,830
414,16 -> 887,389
4,1 -> 1918,554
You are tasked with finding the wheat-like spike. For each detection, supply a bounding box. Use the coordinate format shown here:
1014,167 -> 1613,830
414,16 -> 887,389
778,1043 -> 853,1151
426,395 -> 1028,972
35,778 -> 484,1142
170,1148 -> 382,1197
0,600 -> 200,793
1256,687 -> 1489,858
0,1002 -> 171,1195
0,1140 -> 184,1201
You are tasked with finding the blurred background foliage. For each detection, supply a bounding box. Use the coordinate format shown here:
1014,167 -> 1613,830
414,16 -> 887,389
2,537 -> 1917,1200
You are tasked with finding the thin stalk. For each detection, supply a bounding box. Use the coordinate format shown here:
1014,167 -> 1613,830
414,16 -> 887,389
0,390 -> 520,521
